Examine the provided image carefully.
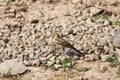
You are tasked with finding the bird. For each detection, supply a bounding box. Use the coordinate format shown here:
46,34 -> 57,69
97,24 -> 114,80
52,32 -> 84,57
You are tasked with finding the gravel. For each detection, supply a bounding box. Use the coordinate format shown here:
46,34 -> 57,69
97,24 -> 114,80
0,0 -> 120,72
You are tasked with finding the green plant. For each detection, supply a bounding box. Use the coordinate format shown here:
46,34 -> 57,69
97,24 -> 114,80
50,49 -> 56,56
6,0 -> 15,5
4,68 -> 12,77
109,62 -> 119,67
102,15 -> 109,20
93,14 -> 109,20
42,63 -> 48,70
80,67 -> 90,72
51,63 -> 56,70
106,56 -> 118,63
49,0 -> 59,3
93,14 -> 101,20
7,76 -> 21,80
40,10 -> 45,17
31,0 -> 36,2
61,57 -> 73,71
117,69 -> 120,77
115,20 -> 120,26
106,56 -> 119,67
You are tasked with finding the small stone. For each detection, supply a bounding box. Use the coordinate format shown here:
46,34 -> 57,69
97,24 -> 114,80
101,55 -> 110,62
29,53 -> 34,59
72,0 -> 80,3
73,56 -> 80,60
31,18 -> 39,23
82,0 -> 93,6
24,60 -> 31,66
16,12 -> 26,19
67,63 -> 71,67
9,8 -> 15,13
71,61 -> 76,65
49,56 -> 56,62
54,64 -> 61,69
103,20 -> 109,26
44,15 -> 55,21
5,13 -> 15,18
47,54 -> 53,59
41,57 -> 47,61
56,60 -> 60,64
104,46 -> 109,53
99,38 -> 107,46
47,61 -> 54,67
90,7 -> 103,16
43,78 -> 49,80
12,21 -> 19,27
86,18 -> 94,25
3,38 -> 9,43
94,24 -> 104,28
81,77 -> 89,80
84,54 -> 99,61
105,36 -> 113,43
68,28 -> 73,35
0,60 -> 28,76
31,59 -> 41,66
106,0 -> 118,5
42,53 -> 49,57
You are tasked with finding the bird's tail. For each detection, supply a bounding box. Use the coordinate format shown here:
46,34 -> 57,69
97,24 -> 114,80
71,47 -> 85,57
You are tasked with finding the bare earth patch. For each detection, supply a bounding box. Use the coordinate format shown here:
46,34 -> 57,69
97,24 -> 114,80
1,0 -> 120,80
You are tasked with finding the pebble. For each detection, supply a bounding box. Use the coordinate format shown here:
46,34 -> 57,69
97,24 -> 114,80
46,54 -> 53,59
103,20 -> 110,26
47,61 -> 55,67
24,60 -> 31,66
104,46 -> 109,53
115,48 -> 120,58
31,59 -> 41,66
84,54 -> 99,61
101,55 -> 110,62
49,56 -> 56,62
54,64 -> 61,69
55,60 -> 60,64
3,38 -> 9,43
72,0 -> 80,3
5,13 -> 15,18
12,21 -> 19,27
106,0 -> 118,5
31,19 -> 39,23
90,7 -> 102,16
43,78 -> 49,80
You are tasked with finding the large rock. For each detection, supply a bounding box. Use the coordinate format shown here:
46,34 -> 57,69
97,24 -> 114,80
116,48 -> 120,60
113,31 -> 120,48
0,60 -> 28,76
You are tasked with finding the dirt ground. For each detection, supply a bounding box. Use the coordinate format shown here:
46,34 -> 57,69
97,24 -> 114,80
1,0 -> 120,80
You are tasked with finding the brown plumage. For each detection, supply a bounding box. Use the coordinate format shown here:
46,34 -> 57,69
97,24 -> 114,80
52,33 -> 84,57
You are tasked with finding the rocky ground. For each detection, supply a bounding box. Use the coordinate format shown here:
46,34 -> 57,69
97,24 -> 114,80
1,0 -> 120,80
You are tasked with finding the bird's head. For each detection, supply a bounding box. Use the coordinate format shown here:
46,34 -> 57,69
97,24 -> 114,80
52,32 -> 61,40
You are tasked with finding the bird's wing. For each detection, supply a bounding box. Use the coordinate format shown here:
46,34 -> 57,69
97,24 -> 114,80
55,38 -> 73,48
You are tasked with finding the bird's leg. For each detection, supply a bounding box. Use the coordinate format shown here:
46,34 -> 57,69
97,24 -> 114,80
50,41 -> 56,55
60,47 -> 65,57
62,47 -> 68,59
51,40 -> 55,50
